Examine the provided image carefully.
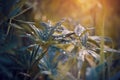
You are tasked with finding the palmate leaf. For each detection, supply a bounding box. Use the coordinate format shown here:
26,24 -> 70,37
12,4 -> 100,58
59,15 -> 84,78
1,18 -> 118,80
10,23 -> 23,30
74,24 -> 89,47
103,46 -> 120,53
85,54 -> 97,67
87,37 -> 100,48
0,45 -> 45,79
25,19 -> 75,49
77,48 -> 101,79
0,51 -> 39,80
0,0 -> 27,27
88,36 -> 112,44
39,46 -> 60,75
40,21 -> 52,30
29,23 -> 49,42
47,45 -> 60,62
28,19 -> 66,42
87,50 -> 100,63
38,45 -> 69,77
74,24 -> 85,36
14,45 -> 43,70
94,46 -> 120,54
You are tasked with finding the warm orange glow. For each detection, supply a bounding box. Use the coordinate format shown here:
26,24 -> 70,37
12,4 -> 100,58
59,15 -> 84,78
33,0 -> 120,47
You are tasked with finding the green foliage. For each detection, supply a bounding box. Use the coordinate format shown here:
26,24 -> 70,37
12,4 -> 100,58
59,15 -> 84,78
0,0 -> 120,80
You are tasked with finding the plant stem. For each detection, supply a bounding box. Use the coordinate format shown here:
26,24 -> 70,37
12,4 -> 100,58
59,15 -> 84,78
100,0 -> 105,80
6,18 -> 12,35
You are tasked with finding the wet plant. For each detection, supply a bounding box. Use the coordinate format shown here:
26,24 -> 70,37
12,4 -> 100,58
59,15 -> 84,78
0,0 -> 120,80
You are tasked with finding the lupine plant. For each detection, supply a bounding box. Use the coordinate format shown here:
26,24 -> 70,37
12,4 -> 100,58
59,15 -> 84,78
0,0 -> 120,80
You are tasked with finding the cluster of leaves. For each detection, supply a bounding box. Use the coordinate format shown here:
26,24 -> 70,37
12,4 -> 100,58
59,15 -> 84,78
0,0 -> 120,80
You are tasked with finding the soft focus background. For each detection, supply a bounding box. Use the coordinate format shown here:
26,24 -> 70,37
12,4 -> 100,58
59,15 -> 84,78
29,0 -> 120,49
0,0 -> 120,80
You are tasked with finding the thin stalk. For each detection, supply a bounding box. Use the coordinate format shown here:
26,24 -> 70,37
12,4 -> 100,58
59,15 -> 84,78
100,15 -> 105,64
107,39 -> 114,80
13,19 -> 35,24
12,6 -> 32,19
6,18 -> 12,35
100,0 -> 105,80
